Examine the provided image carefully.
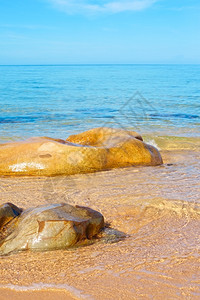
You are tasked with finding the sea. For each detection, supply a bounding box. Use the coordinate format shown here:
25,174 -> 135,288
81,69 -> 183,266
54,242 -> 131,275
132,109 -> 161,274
0,65 -> 200,299
0,64 -> 199,142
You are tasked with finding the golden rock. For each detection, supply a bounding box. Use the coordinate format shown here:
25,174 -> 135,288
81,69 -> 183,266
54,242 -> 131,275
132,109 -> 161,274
0,127 -> 162,176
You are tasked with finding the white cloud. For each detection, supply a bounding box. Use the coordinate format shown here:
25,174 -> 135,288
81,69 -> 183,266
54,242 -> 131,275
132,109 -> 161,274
47,0 -> 158,14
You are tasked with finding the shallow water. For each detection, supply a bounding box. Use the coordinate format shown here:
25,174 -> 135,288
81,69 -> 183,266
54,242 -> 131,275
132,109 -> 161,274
0,138 -> 199,299
0,65 -> 200,298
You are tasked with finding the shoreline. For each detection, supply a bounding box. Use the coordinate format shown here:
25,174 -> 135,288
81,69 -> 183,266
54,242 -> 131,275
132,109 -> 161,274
0,287 -> 79,300
0,143 -> 199,299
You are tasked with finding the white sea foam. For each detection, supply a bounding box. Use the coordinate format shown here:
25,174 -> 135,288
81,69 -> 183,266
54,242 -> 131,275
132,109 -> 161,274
0,283 -> 93,299
145,139 -> 160,150
9,162 -> 45,172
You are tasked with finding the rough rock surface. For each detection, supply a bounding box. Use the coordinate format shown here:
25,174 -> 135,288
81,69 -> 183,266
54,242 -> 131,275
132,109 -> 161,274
0,203 -> 104,255
0,127 -> 163,176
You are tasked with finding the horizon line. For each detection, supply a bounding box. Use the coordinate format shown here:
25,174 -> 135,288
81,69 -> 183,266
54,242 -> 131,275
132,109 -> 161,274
0,63 -> 200,67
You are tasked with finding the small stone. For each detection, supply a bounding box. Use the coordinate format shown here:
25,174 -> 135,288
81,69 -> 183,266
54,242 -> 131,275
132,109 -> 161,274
0,203 -> 22,230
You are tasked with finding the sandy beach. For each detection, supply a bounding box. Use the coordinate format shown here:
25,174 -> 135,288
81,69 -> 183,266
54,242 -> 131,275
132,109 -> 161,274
1,0 -> 200,295
0,287 -> 77,300
0,137 -> 200,299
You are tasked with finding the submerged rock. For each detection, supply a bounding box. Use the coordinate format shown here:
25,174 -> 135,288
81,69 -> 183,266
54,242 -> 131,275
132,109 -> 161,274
0,127 -> 163,176
0,203 -> 104,255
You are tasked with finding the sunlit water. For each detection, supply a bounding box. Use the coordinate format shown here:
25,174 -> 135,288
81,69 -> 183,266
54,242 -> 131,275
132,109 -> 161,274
0,65 -> 199,299
0,64 -> 200,141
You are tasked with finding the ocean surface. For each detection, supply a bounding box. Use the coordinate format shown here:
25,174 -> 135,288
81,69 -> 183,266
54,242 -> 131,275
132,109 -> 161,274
0,64 -> 200,142
0,65 -> 200,299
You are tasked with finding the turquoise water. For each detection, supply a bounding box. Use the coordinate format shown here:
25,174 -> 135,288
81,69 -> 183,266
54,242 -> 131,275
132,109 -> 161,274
0,64 -> 199,142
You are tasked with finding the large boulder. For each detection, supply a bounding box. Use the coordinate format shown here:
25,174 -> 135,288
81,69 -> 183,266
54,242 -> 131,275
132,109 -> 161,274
0,203 -> 104,255
67,127 -> 162,169
0,127 -> 163,176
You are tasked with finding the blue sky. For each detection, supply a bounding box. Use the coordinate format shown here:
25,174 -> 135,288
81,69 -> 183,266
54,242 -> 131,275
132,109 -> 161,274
0,0 -> 200,64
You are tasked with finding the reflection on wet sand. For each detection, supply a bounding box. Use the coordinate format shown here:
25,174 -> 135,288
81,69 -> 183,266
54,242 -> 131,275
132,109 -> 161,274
0,137 -> 200,299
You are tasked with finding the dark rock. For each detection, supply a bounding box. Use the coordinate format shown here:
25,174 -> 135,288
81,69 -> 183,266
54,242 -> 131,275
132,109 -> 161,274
0,203 -> 104,255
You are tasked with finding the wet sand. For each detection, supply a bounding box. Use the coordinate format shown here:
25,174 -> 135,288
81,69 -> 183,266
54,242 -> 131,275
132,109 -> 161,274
0,287 -> 77,300
0,137 -> 200,299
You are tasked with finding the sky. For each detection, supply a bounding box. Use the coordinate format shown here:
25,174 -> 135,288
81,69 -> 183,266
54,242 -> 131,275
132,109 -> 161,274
0,0 -> 200,64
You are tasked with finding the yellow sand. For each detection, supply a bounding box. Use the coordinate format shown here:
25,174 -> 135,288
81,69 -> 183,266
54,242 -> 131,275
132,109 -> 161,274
0,138 -> 200,299
0,288 -> 77,300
